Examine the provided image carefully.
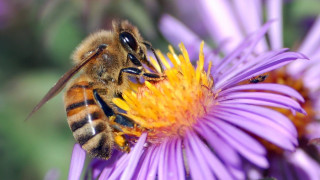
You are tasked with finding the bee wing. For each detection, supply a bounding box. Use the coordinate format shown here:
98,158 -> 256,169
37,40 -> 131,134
25,44 -> 107,121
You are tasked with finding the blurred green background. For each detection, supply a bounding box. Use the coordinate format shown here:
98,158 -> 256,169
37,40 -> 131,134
0,0 -> 319,179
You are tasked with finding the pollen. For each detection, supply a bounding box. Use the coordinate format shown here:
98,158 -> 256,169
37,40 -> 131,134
113,42 -> 215,144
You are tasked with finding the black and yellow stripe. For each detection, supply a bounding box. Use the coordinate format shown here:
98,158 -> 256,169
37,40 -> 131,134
64,78 -> 113,159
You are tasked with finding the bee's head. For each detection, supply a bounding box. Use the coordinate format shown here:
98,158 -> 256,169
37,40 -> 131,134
113,20 -> 148,62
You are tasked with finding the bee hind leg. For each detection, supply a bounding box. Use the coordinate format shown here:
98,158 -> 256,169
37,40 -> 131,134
113,130 -> 130,153
110,113 -> 140,153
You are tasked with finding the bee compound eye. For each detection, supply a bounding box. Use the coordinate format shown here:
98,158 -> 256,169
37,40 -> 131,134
119,32 -> 138,51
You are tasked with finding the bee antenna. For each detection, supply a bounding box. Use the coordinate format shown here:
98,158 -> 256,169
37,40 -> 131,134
143,42 -> 164,73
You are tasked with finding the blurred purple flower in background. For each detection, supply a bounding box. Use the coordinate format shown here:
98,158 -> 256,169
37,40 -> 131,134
68,22 -> 307,179
159,0 -> 320,179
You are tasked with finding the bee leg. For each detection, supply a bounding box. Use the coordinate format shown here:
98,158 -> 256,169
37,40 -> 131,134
93,89 -> 115,117
110,113 -> 141,153
118,67 -> 141,85
107,116 -> 130,153
142,72 -> 164,81
143,41 -> 164,73
127,53 -> 143,67
115,113 -> 139,127
113,131 -> 130,153
118,67 -> 164,85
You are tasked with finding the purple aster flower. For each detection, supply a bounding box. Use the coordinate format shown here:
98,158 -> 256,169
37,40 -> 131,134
68,22 -> 307,179
158,1 -> 320,179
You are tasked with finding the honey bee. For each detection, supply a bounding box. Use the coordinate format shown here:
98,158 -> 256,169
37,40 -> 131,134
27,20 -> 164,159
249,74 -> 268,84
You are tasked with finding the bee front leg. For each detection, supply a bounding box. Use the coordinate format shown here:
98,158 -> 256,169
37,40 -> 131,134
143,41 -> 164,73
118,67 -> 164,85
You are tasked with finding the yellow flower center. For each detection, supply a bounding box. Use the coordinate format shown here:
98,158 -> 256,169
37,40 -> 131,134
113,42 -> 215,144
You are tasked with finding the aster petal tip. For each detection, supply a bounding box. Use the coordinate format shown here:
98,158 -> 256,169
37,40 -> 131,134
68,144 -> 86,180
120,133 -> 147,180
296,52 -> 310,60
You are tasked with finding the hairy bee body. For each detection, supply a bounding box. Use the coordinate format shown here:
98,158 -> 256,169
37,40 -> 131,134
27,20 -> 164,159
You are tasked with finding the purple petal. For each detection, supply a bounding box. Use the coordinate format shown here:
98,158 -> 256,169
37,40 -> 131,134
120,133 -> 147,180
189,130 -> 234,180
158,140 -> 169,180
147,151 -> 161,179
99,153 -> 129,180
219,83 -> 305,102
86,151 -> 123,180
302,59 -> 320,92
233,0 -> 268,52
68,144 -> 86,180
184,131 -> 216,180
202,120 -> 269,168
306,122 -> 320,140
221,99 -> 303,116
205,119 -> 266,155
156,139 -> 185,180
175,139 -> 185,180
269,150 -> 320,180
136,145 -> 160,180
211,108 -> 297,150
103,139 -> 148,180
268,156 -> 288,179
213,21 -> 273,81
266,0 -> 283,49
286,149 -> 320,180
194,124 -> 245,179
131,151 -> 149,180
197,0 -> 244,54
218,91 -> 305,114
97,165 -> 113,179
216,103 -> 297,137
194,122 -> 241,167
147,146 -> 162,179
159,14 -> 212,60
86,159 -> 108,180
298,15 -> 320,55
161,139 -> 184,180
135,146 -> 154,180
226,165 -> 245,180
218,51 -> 308,89
216,48 -> 287,84
287,16 -> 320,76
244,164 -> 263,180
233,0 -> 262,34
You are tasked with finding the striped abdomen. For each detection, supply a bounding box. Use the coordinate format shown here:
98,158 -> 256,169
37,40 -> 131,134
64,79 -> 113,159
